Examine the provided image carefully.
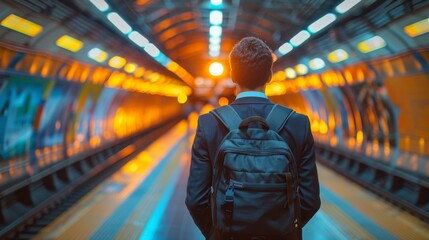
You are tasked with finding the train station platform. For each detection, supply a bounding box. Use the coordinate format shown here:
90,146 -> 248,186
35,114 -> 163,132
1,0 -> 429,239
27,119 -> 428,240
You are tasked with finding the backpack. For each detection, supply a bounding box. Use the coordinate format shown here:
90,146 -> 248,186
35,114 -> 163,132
209,104 -> 300,238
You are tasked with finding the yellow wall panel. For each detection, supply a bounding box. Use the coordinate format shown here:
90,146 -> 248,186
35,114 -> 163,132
384,74 -> 429,154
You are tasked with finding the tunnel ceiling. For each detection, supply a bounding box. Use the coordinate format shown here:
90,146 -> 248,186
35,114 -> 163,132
93,0 -> 343,78
3,0 -> 427,87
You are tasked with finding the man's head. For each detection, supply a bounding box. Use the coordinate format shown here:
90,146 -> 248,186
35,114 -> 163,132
229,37 -> 273,90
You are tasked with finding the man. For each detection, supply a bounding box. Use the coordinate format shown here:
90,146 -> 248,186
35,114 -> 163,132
186,37 -> 320,240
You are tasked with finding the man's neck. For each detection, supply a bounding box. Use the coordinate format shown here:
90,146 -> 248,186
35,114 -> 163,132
236,85 -> 266,94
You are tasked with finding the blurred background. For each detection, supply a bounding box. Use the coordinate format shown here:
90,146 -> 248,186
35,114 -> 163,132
0,0 -> 428,239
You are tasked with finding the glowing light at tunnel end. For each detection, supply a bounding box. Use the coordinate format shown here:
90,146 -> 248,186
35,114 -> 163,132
209,62 -> 224,76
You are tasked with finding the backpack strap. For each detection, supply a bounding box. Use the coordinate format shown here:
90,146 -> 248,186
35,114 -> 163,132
266,104 -> 301,230
266,104 -> 295,133
210,105 -> 242,131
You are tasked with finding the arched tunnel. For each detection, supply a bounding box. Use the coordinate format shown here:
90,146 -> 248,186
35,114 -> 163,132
0,0 -> 428,239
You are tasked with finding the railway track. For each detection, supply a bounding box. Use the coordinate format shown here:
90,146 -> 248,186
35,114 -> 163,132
316,143 -> 429,223
0,118 -> 181,240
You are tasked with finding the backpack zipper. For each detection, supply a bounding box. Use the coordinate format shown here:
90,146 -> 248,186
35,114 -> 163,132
222,148 -> 290,156
230,179 -> 288,191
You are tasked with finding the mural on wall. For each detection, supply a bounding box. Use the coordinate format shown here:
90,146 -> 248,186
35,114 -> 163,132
0,75 -> 52,161
0,73 -> 185,185
31,81 -> 80,166
65,83 -> 103,155
92,87 -> 121,145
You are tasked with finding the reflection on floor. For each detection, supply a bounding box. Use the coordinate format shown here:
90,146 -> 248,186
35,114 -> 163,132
33,120 -> 429,240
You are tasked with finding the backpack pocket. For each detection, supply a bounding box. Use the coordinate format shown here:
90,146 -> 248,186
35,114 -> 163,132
218,178 -> 296,236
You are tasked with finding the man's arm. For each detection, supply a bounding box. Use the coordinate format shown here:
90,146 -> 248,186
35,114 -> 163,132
185,116 -> 213,237
298,116 -> 321,226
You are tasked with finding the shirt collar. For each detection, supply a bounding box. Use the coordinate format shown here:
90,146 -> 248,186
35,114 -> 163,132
236,91 -> 268,99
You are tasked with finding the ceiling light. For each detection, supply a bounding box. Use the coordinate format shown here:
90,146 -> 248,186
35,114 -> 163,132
108,56 -> 126,69
210,10 -> 223,25
357,35 -> 386,53
285,68 -> 297,79
209,26 -> 222,37
209,44 -> 220,51
88,47 -> 108,63
177,93 -> 188,104
89,0 -> 109,12
0,14 -> 43,37
290,30 -> 311,47
327,49 -> 349,63
210,36 -> 221,44
144,44 -> 160,57
295,64 -> 308,75
134,67 -> 145,77
107,12 -> 132,34
154,52 -> 170,66
308,13 -> 337,33
209,51 -> 220,57
210,0 -> 223,6
56,35 -> 84,52
167,61 -> 180,72
309,58 -> 326,70
403,18 -> 429,38
128,31 -> 149,47
124,63 -> 137,73
278,42 -> 293,55
335,0 -> 361,14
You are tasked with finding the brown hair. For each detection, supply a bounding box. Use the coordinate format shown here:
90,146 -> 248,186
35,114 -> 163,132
229,37 -> 273,89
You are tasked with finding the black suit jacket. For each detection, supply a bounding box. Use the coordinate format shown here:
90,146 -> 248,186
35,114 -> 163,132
186,97 -> 321,239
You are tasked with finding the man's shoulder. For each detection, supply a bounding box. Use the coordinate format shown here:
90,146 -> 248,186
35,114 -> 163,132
275,105 -> 309,123
197,111 -> 218,126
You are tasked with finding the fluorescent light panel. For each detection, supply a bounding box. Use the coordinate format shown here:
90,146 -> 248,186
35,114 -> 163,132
128,31 -> 149,47
336,0 -> 361,14
88,48 -> 108,62
209,44 -> 220,51
210,0 -> 223,6
56,35 -> 84,52
108,56 -> 126,68
209,26 -> 222,37
309,58 -> 326,70
209,51 -> 220,57
0,14 -> 43,37
403,18 -> 429,37
278,42 -> 293,55
210,10 -> 223,25
295,64 -> 308,75
208,7 -> 223,57
134,67 -> 145,77
290,30 -> 311,47
285,68 -> 297,79
107,12 -> 132,34
308,13 -> 337,33
357,35 -> 386,53
124,63 -> 137,73
327,49 -> 349,63
89,0 -> 109,12
144,44 -> 160,57
210,36 -> 221,44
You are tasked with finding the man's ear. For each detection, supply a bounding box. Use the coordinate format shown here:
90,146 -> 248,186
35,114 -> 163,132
230,71 -> 236,83
267,71 -> 273,83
